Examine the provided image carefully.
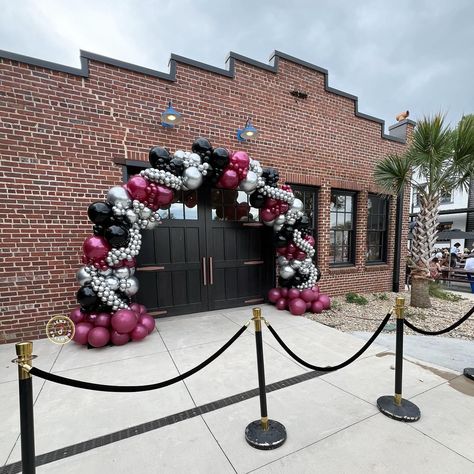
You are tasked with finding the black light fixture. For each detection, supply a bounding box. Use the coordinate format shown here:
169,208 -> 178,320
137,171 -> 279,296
237,117 -> 259,142
161,100 -> 182,128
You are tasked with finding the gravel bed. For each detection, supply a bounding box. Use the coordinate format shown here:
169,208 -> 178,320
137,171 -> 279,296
305,290 -> 474,341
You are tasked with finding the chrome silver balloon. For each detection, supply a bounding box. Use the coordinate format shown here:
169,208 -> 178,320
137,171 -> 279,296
174,150 -> 186,159
76,267 -> 91,285
279,265 -> 295,279
105,276 -> 120,291
277,256 -> 288,266
182,166 -> 203,190
189,153 -> 201,166
291,198 -> 304,212
124,276 -> 139,296
114,266 -> 131,279
239,170 -> 258,193
291,259 -> 302,269
107,186 -> 131,208
126,209 -> 138,224
274,214 -> 286,226
139,207 -> 152,219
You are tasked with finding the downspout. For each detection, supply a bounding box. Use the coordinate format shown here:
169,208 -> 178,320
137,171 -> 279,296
392,191 -> 404,292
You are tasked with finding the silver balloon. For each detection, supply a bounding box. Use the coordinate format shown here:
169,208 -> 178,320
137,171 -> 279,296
114,267 -> 131,279
107,186 -> 131,208
189,153 -> 201,165
291,260 -> 302,269
146,220 -> 159,230
239,170 -> 258,193
274,214 -> 286,226
279,265 -> 296,279
105,276 -> 120,291
126,209 -> 138,224
124,276 -> 139,296
182,167 -> 203,190
277,256 -> 288,266
139,207 -> 152,219
129,267 -> 136,276
76,267 -> 91,285
174,150 -> 186,159
273,223 -> 283,232
291,198 -> 304,213
99,268 -> 113,277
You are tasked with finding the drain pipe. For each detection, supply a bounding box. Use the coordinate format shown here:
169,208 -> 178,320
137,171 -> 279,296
392,192 -> 404,292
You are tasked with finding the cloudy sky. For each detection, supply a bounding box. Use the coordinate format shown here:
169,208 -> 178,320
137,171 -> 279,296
1,0 -> 472,129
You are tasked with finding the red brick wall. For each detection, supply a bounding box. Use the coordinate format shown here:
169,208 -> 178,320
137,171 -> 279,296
0,52 -> 412,342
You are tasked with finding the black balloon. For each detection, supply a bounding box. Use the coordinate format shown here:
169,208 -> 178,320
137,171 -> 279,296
88,202 -> 113,225
262,167 -> 279,187
105,225 -> 130,248
278,276 -> 292,288
250,192 -> 266,208
212,147 -> 230,168
192,138 -> 213,157
149,146 -> 171,169
291,274 -> 304,286
77,285 -> 100,312
169,157 -> 185,176
280,225 -> 295,240
93,224 -> 105,236
274,233 -> 288,248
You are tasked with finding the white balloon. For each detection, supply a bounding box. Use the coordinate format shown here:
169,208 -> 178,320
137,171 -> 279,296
182,167 -> 203,190
291,198 -> 304,212
239,171 -> 258,193
279,265 -> 295,279
107,186 -> 131,208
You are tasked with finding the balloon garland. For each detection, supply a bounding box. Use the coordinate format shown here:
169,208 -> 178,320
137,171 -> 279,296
70,138 -> 330,348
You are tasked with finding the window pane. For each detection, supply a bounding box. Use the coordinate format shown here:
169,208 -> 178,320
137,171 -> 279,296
366,195 -> 388,262
345,195 -> 353,212
330,212 -> 337,229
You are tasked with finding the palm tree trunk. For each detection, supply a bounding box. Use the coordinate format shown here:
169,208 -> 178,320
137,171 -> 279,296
410,194 -> 439,308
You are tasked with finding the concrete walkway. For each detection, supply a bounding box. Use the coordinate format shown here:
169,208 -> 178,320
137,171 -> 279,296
1,304 -> 473,473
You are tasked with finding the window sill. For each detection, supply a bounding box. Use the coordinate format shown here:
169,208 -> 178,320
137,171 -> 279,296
329,265 -> 357,274
365,262 -> 389,271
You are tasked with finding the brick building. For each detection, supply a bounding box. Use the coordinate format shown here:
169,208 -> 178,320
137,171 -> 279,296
0,49 -> 413,342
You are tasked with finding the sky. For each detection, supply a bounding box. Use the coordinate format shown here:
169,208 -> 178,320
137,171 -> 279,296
1,0 -> 473,130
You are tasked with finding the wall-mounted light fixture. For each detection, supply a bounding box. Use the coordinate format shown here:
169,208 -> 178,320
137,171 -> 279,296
237,118 -> 259,142
161,100 -> 182,128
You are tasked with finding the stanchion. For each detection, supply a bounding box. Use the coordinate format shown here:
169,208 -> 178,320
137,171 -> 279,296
13,341 -> 37,473
464,368 -> 474,381
377,297 -> 421,422
245,307 -> 287,450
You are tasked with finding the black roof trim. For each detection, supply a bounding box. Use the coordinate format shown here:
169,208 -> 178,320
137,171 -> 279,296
0,48 -> 410,143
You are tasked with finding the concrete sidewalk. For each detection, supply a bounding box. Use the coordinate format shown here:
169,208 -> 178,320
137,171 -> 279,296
1,305 -> 473,473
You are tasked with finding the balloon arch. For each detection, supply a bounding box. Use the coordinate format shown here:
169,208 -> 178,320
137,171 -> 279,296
71,138 -> 331,348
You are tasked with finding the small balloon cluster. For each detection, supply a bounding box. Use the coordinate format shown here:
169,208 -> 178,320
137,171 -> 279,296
268,287 -> 331,315
71,137 -> 325,347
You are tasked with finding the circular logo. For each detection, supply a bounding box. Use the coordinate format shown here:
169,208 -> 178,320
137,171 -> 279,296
46,315 -> 75,344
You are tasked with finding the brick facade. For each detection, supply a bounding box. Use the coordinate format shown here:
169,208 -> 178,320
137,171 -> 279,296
0,50 -> 413,342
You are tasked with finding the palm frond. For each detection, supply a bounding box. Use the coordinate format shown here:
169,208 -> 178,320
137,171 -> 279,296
374,153 -> 413,195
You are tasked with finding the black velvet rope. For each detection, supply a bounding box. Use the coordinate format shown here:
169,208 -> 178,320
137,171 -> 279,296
267,313 -> 391,372
28,325 -> 247,392
404,304 -> 474,336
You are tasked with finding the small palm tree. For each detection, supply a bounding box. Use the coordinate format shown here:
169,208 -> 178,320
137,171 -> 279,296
374,114 -> 474,307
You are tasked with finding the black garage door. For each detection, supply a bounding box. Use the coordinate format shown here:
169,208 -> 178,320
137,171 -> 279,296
135,185 -> 274,317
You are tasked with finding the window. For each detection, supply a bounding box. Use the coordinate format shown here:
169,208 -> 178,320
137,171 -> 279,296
158,189 -> 198,220
367,194 -> 389,263
440,191 -> 453,204
211,189 -> 259,222
290,184 -> 318,255
330,190 -> 356,265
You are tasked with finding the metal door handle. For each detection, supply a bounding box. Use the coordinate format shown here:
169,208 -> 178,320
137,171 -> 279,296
202,257 -> 207,286
209,257 -> 214,285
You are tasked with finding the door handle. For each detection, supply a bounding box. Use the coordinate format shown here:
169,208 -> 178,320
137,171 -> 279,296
209,256 -> 214,285
202,257 -> 207,286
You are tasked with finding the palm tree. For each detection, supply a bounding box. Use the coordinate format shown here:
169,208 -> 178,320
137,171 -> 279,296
374,114 -> 474,307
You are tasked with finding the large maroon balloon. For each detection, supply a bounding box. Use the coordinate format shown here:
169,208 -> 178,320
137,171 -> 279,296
73,322 -> 93,345
126,175 -> 149,201
110,330 -> 130,346
129,303 -> 142,315
111,309 -> 138,334
70,307 -> 85,324
318,294 -> 331,310
295,251 -> 307,261
275,297 -> 287,310
130,323 -> 148,341
305,235 -> 316,247
82,236 -> 111,266
95,312 -> 112,328
289,298 -> 306,315
268,288 -> 281,303
231,151 -> 250,172
88,326 -> 110,348
300,289 -> 316,303
280,287 -> 288,298
138,314 -> 156,334
217,169 -> 239,189
155,185 -> 174,207
311,301 -> 324,313
260,208 -> 276,222
288,288 -> 301,300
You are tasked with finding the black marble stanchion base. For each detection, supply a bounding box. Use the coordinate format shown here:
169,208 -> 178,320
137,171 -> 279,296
377,395 -> 421,422
464,368 -> 474,381
245,420 -> 287,450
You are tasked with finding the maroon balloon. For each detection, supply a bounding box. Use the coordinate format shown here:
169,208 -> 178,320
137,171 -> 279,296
306,301 -> 312,310
155,185 -> 174,207
280,287 -> 288,298
85,313 -> 98,324
279,202 -> 289,214
287,288 -> 301,300
70,307 -> 85,324
275,297 -> 287,310
129,303 -> 142,315
300,289 -> 316,303
305,235 -> 316,247
73,322 -> 93,345
138,314 -> 156,334
295,251 -> 307,261
95,312 -> 111,328
123,257 -> 137,268
268,288 -> 281,303
231,151 -> 250,171
311,285 -> 320,294
287,243 -> 297,255
110,330 -> 130,346
126,175 -> 149,201
217,169 -> 239,189
83,236 -> 111,263
130,323 -> 148,341
138,304 -> 147,314
276,246 -> 287,255
88,326 -> 110,348
260,208 -> 276,222
289,298 -> 306,315
318,294 -> 331,310
111,309 -> 138,334
311,301 -> 324,314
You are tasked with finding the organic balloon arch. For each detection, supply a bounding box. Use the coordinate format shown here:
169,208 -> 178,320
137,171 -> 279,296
71,138 -> 331,348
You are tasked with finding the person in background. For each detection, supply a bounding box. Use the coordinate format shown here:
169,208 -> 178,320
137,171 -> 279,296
464,250 -> 474,293
449,242 -> 461,267
429,257 -> 441,280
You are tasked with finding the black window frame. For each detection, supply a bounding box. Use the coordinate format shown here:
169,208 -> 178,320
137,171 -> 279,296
330,189 -> 356,266
366,194 -> 389,264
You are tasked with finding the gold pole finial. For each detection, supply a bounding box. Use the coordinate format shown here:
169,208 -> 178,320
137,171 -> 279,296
15,341 -> 33,380
394,296 -> 405,319
252,307 -> 262,332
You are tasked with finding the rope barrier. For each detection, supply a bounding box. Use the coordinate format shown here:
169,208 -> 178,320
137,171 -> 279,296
24,324 -> 247,392
266,313 -> 391,372
403,304 -> 474,336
